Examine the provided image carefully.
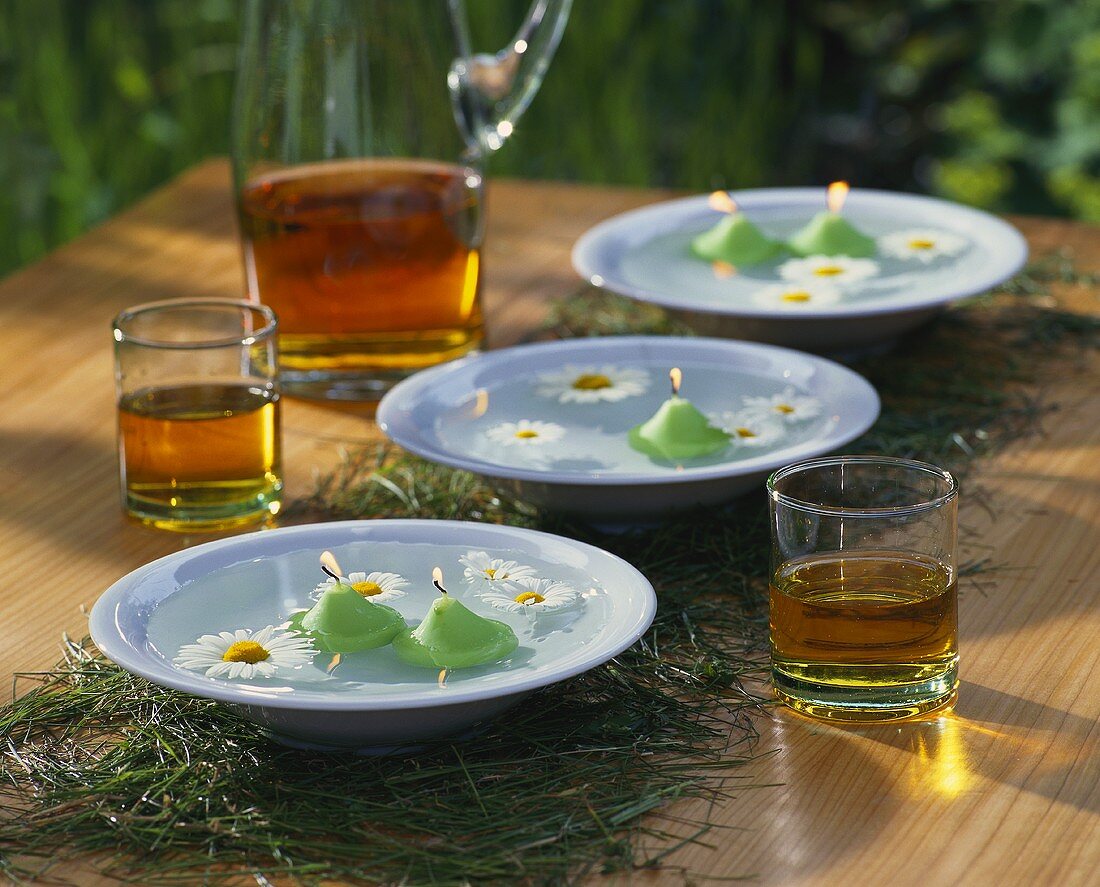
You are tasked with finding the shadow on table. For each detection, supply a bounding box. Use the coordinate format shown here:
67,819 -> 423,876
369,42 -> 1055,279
936,680 -> 1098,814
716,676 -> 1099,881
0,428 -> 188,565
789,676 -> 1100,814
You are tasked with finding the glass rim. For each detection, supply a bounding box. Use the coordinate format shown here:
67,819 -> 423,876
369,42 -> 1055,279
767,455 -> 958,517
112,298 -> 278,350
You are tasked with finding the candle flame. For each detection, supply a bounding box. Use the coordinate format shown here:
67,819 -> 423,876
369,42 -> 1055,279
472,388 -> 489,418
708,191 -> 737,214
711,260 -> 736,279
438,668 -> 449,688
326,653 -> 342,675
432,566 -> 447,594
320,550 -> 342,578
669,367 -> 682,396
827,181 -> 850,213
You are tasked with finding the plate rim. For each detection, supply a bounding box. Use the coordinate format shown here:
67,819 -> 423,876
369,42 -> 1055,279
89,519 -> 657,711
571,187 -> 1029,319
376,335 -> 881,486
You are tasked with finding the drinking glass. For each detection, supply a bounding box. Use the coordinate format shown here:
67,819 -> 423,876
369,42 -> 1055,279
113,299 -> 282,532
232,0 -> 572,401
767,456 -> 959,721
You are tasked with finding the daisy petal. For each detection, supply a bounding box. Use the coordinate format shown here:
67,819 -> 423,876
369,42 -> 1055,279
778,255 -> 879,286
174,625 -> 317,682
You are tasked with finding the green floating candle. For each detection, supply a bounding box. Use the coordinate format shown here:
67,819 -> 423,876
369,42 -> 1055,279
691,191 -> 783,267
288,557 -> 405,653
787,181 -> 876,258
628,367 -> 730,461
393,569 -> 519,669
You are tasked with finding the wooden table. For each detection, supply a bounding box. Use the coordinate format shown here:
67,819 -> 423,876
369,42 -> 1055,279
1,160 -> 1097,885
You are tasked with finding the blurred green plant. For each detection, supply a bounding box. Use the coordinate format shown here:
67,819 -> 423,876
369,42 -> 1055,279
0,0 -> 238,273
2,0 -> 1099,278
813,0 -> 1100,219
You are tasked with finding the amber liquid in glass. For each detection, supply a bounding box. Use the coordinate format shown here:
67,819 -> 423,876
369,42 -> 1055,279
119,383 -> 282,530
238,159 -> 483,393
770,551 -> 959,720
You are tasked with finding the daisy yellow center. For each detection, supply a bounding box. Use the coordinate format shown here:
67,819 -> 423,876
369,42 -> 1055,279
572,373 -> 613,390
485,567 -> 504,579
813,265 -> 844,277
351,580 -> 384,596
782,291 -> 812,302
514,591 -> 546,605
908,238 -> 936,250
735,427 -> 757,438
515,429 -> 539,439
222,640 -> 269,664
774,403 -> 795,414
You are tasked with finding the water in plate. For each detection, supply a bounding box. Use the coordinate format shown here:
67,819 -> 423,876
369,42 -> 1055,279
432,358 -> 837,474
618,208 -> 979,310
145,540 -> 613,696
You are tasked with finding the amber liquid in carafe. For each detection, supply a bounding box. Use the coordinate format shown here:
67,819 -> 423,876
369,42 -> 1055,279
238,159 -> 483,375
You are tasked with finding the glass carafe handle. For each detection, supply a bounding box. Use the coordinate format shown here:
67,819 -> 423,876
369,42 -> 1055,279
449,0 -> 572,154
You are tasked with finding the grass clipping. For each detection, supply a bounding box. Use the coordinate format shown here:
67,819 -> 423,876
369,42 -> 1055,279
1,258 -> 1097,885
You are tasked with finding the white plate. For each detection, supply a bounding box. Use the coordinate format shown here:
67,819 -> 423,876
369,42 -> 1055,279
572,188 -> 1028,350
377,336 -> 879,523
89,520 -> 656,750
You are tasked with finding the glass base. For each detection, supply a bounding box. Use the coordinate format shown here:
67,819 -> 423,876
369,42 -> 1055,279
125,482 -> 282,533
276,330 -> 482,403
278,368 -> 415,403
773,662 -> 959,722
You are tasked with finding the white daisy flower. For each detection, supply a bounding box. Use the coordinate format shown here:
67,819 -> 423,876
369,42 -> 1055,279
312,570 -> 409,603
460,550 -> 538,594
740,386 -> 823,424
878,228 -> 968,263
752,282 -> 842,310
778,255 -> 879,286
711,411 -> 786,448
485,419 -> 565,446
479,576 -> 580,616
174,626 -> 315,681
534,364 -> 651,404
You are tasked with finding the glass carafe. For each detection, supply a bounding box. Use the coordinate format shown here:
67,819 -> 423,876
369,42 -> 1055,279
232,0 -> 571,401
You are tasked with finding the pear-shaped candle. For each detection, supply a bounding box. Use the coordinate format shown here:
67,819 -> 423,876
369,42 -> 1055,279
628,368 -> 730,461
288,556 -> 406,653
787,181 -> 876,258
393,568 -> 519,669
692,191 -> 783,266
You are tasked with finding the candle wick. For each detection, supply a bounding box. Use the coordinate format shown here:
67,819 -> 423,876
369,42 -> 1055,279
321,564 -> 343,582
433,579 -> 448,595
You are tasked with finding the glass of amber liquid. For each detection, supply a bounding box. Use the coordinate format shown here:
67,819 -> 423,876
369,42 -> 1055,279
113,299 -> 282,532
768,456 -> 959,721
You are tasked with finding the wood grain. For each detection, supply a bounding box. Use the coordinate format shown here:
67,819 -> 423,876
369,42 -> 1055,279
0,159 -> 1096,885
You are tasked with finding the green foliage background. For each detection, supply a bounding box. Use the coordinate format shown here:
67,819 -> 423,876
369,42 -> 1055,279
2,0 -> 1099,277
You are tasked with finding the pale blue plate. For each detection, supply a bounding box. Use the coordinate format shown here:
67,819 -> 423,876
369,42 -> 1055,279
572,188 -> 1028,350
89,520 -> 656,750
378,336 -> 880,523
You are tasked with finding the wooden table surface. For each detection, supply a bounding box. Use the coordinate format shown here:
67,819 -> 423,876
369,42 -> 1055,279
1,160 -> 1097,885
